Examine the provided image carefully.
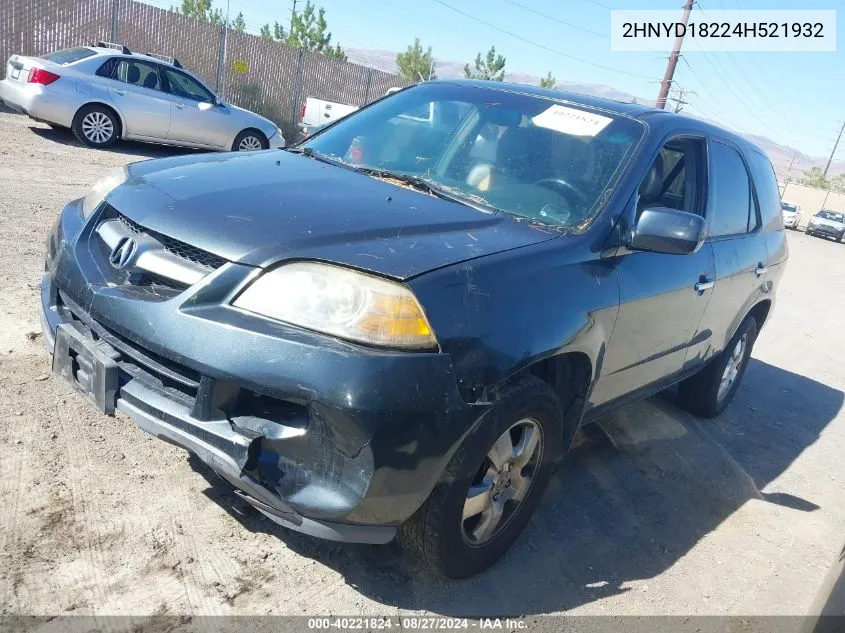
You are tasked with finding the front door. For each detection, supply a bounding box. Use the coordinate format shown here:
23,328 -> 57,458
591,136 -> 714,408
107,59 -> 171,140
162,67 -> 232,148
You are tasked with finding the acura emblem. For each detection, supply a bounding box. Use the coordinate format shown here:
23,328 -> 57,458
109,236 -> 136,269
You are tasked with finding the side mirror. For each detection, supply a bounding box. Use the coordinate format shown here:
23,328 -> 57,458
629,207 -> 706,255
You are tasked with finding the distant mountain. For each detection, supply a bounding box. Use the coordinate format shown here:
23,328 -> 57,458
346,47 -> 844,179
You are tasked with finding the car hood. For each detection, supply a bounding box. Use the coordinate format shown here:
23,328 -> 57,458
106,151 -> 559,279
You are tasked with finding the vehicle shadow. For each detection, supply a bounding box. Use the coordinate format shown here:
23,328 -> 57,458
189,358 -> 843,616
26,122 -> 203,159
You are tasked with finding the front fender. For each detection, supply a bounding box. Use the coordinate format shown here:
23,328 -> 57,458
409,234 -> 618,403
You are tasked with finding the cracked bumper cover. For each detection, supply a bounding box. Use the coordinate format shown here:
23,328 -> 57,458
41,199 -> 488,544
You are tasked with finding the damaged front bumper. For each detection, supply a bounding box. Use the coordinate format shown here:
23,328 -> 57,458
41,199 -> 488,544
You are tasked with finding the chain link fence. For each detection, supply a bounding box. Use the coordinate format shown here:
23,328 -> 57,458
1,0 -> 409,140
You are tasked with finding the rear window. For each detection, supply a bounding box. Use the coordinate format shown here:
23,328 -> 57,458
39,47 -> 96,65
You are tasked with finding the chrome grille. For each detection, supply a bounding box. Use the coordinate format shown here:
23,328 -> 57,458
114,211 -> 227,271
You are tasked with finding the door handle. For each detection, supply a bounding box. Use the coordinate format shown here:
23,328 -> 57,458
755,264 -> 768,277
114,90 -> 126,96
174,103 -> 185,109
694,280 -> 714,292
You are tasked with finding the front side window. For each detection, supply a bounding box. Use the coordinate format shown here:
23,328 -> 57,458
302,83 -> 644,228
112,60 -> 162,91
164,68 -> 214,103
707,141 -> 755,237
39,47 -> 96,65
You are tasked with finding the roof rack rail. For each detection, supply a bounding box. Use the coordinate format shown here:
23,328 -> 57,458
143,52 -> 183,69
96,41 -> 132,54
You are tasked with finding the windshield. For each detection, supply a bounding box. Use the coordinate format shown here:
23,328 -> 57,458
781,203 -> 797,213
39,47 -> 96,65
817,210 -> 845,222
302,83 -> 644,228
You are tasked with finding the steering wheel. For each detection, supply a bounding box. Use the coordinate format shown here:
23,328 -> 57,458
533,178 -> 589,206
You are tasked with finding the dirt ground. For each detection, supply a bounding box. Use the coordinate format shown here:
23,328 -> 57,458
1,106 -> 844,623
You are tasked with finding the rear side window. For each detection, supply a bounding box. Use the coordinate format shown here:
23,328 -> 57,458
707,141 -> 755,237
746,149 -> 783,231
112,59 -> 163,91
39,47 -> 96,65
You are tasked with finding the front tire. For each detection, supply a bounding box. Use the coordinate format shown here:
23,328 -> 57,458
397,376 -> 565,578
72,104 -> 118,148
678,316 -> 757,418
232,129 -> 268,151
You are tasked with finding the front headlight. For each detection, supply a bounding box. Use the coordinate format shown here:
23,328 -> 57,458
81,166 -> 128,218
232,262 -> 437,350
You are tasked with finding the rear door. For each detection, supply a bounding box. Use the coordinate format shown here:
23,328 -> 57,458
107,59 -> 171,139
162,67 -> 231,148
683,139 -> 769,368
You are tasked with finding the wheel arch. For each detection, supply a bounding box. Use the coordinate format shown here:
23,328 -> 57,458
73,101 -> 124,139
520,351 -> 593,443
746,299 -> 772,331
232,127 -> 268,151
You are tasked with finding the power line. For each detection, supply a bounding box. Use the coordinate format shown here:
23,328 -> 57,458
503,0 -> 608,39
429,0 -> 654,80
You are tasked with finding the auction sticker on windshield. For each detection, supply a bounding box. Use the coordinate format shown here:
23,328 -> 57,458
531,105 -> 613,137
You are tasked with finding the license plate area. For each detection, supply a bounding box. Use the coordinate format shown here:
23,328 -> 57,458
52,323 -> 120,414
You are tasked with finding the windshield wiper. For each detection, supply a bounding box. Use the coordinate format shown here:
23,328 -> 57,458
285,146 -> 353,169
355,167 -> 500,214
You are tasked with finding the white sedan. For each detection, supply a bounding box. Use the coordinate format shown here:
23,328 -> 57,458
0,42 -> 284,151
781,201 -> 800,229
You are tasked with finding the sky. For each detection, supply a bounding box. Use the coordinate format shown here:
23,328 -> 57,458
145,0 -> 844,160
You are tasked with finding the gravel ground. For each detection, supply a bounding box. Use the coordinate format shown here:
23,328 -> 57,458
1,107 -> 844,623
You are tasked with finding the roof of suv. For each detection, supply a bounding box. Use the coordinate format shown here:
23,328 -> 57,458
441,79 -> 765,159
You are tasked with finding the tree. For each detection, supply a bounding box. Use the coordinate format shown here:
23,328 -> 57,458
177,0 -> 223,24
231,11 -> 245,32
396,38 -> 436,82
259,1 -> 346,60
464,46 -> 506,81
177,0 -> 244,30
800,166 -> 831,190
539,71 -> 555,88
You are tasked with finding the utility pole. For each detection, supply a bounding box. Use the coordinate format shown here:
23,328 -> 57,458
781,150 -> 798,195
823,121 -> 844,178
290,0 -> 297,34
656,0 -> 695,110
668,86 -> 694,113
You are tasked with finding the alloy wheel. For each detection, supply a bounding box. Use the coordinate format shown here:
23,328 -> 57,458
81,111 -> 114,144
717,333 -> 747,403
238,135 -> 263,151
461,418 -> 543,546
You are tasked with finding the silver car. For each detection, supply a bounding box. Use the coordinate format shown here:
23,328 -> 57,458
781,201 -> 800,229
0,43 -> 285,151
806,209 -> 845,242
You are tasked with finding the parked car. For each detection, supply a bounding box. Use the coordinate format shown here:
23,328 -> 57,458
41,80 -> 786,578
299,96 -> 358,139
0,42 -> 284,151
806,209 -> 845,242
782,201 -> 800,229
